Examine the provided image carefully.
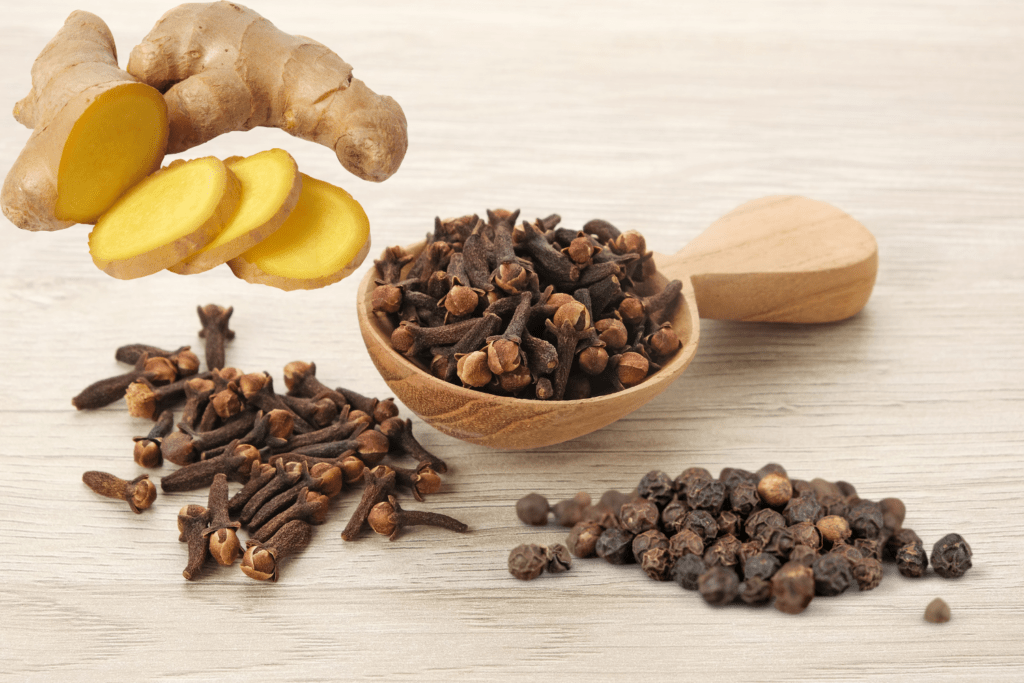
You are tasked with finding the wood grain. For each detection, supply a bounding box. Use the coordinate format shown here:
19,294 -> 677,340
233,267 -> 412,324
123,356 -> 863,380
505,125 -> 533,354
1,1 -> 1023,681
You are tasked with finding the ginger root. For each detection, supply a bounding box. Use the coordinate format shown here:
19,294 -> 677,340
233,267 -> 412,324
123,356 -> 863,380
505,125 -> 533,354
168,148 -> 301,275
128,1 -> 407,183
89,157 -> 241,279
228,172 -> 370,291
2,11 -> 169,231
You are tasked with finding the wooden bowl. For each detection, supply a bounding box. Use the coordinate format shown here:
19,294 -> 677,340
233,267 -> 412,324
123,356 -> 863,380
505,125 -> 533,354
357,196 -> 878,449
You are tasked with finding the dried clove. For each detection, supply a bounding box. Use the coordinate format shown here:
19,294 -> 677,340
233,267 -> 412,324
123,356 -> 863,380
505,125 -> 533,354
132,409 -> 174,467
178,504 -> 212,580
197,304 -> 234,371
73,353 -> 157,410
367,495 -> 468,540
159,441 -> 261,492
240,519 -> 312,582
251,488 -> 330,543
82,471 -> 157,513
340,466 -> 396,541
377,417 -> 448,474
203,473 -> 242,566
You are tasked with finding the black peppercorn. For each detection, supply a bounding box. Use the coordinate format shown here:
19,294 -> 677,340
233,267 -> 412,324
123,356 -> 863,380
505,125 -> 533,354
681,510 -> 719,545
896,541 -> 929,578
619,497 -> 659,535
744,508 -> 785,541
738,577 -> 773,606
884,527 -> 922,561
551,492 -> 591,527
854,538 -> 883,562
599,489 -> 632,519
772,561 -> 815,615
595,527 -> 635,565
783,493 -> 823,525
674,467 -> 712,494
515,493 -> 550,526
925,597 -> 951,623
719,467 -> 757,491
566,521 -> 604,558
788,521 -> 822,551
789,545 -> 819,567
632,529 -> 669,564
812,553 -> 854,596
761,526 -> 797,561
668,529 -> 705,560
729,481 -> 762,518
637,470 -> 674,508
671,553 -> 707,590
931,533 -> 972,579
737,539 -> 765,566
847,500 -> 884,540
697,565 -> 740,606
716,510 -> 741,538
756,463 -> 788,480
744,552 -> 782,581
704,534 -> 742,569
686,478 -> 726,514
545,543 -> 572,574
851,557 -> 883,591
660,499 -> 689,535
508,543 -> 547,580
641,547 -> 674,581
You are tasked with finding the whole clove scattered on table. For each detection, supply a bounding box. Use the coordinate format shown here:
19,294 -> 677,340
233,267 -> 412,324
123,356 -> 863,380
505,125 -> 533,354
371,209 -> 684,400
75,305 -> 468,582
513,466 -> 972,613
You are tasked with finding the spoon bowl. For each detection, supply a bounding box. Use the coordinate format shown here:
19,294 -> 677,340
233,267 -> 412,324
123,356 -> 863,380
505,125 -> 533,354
357,195 -> 877,449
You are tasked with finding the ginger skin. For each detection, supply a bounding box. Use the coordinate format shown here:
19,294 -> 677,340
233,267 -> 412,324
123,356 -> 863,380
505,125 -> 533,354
128,1 -> 408,183
2,11 -> 168,231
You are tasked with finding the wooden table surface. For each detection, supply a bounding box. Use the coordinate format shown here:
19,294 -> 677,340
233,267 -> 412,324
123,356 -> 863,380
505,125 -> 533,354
2,1 -> 1022,680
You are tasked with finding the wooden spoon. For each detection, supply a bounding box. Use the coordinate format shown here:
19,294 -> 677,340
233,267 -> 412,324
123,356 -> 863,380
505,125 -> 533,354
357,195 -> 878,449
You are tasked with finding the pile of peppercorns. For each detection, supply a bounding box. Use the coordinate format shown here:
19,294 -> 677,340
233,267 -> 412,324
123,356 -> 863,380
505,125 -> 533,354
511,465 -> 972,615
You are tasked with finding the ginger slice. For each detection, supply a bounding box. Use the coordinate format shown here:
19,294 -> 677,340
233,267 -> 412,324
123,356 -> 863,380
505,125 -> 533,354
89,157 -> 241,280
127,2 -> 406,182
228,173 -> 370,291
2,11 -> 168,231
168,148 -> 301,275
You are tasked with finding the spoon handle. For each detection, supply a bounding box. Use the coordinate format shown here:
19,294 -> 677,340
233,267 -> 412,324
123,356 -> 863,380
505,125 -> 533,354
654,195 -> 878,323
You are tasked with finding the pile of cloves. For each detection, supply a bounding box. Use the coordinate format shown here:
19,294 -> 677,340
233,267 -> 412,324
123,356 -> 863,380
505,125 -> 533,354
371,210 -> 683,400
76,305 -> 468,582
514,466 -> 972,615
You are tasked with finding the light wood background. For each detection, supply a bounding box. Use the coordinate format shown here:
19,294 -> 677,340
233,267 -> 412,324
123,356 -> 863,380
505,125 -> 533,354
2,1 -> 1022,680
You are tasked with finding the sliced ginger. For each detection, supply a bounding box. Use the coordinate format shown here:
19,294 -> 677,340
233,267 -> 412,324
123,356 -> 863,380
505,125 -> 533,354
2,11 -> 168,231
89,157 -> 241,279
228,173 -> 370,291
168,148 -> 301,275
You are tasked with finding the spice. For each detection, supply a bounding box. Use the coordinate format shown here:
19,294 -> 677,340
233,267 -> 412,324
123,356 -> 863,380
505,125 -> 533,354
132,408 -> 174,467
177,504 -> 211,581
772,561 -> 815,615
508,543 -> 547,581
72,353 -> 158,410
196,304 -> 234,371
925,597 -> 951,623
506,464 -> 972,615
82,471 -> 157,513
566,521 -> 604,558
240,519 -> 312,582
896,541 -> 929,578
595,527 -> 635,565
203,473 -> 242,565
367,494 -> 468,540
698,565 -> 740,606
545,544 -> 572,574
377,210 -> 682,400
515,493 -> 550,526
931,533 -> 972,579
